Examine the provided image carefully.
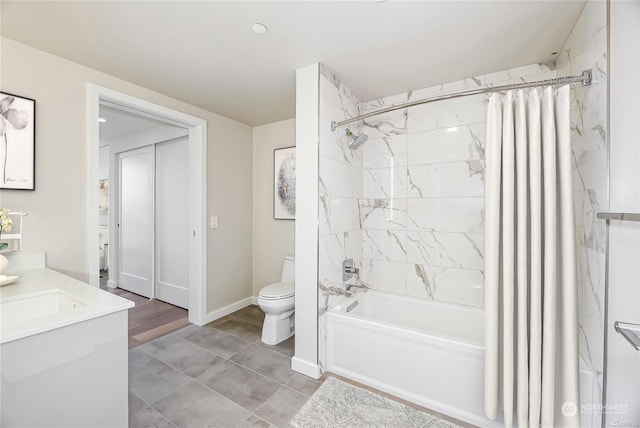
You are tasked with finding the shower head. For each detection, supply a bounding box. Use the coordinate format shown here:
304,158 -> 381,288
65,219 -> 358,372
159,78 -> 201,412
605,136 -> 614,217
345,128 -> 368,150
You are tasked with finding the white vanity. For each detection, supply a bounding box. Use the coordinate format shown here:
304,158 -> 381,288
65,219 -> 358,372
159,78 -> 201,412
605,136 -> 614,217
0,253 -> 134,427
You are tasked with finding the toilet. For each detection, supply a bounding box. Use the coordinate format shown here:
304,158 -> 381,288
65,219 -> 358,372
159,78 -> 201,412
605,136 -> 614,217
258,255 -> 295,345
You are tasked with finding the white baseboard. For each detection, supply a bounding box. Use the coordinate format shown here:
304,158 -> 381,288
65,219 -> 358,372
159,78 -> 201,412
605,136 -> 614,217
200,296 -> 254,325
292,356 -> 322,379
252,295 -> 259,305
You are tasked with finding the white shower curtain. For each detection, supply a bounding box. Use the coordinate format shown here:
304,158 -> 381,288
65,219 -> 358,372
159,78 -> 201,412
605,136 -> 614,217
484,86 -> 580,428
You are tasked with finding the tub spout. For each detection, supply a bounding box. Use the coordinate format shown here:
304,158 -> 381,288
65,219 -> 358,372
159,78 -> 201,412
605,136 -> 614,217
346,282 -> 371,292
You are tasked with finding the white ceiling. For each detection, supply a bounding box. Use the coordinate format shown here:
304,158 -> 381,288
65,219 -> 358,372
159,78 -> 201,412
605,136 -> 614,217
1,1 -> 585,127
99,105 -> 174,142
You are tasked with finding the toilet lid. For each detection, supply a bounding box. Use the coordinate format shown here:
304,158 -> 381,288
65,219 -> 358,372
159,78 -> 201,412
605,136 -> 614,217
259,282 -> 294,299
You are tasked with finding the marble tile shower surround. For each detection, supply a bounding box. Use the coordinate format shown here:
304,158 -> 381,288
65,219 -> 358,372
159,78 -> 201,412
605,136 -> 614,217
557,0 -> 608,410
316,62 -> 560,372
318,64 -> 363,372
316,47 -> 605,377
358,62 -> 558,308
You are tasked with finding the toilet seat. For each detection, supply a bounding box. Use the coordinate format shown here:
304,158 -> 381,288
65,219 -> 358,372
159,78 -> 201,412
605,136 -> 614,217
259,282 -> 294,300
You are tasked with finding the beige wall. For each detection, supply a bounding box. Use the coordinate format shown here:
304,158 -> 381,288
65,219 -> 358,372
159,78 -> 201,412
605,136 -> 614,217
252,119 -> 295,295
0,37 -> 253,313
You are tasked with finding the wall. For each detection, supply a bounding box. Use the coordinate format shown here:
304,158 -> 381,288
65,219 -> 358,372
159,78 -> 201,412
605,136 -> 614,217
0,37 -> 253,314
318,65 -> 363,288
606,1 -> 640,425
557,1 -> 608,418
317,64 -> 363,372
293,63 -> 321,378
252,118 -> 295,296
359,63 -> 556,308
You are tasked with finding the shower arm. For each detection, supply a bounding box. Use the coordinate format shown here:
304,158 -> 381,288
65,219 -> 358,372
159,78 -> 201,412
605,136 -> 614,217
330,69 -> 593,131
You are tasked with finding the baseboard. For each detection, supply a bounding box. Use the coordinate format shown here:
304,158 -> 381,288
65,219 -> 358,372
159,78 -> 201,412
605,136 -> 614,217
201,296 -> 254,325
107,280 -> 117,289
252,295 -> 259,305
292,356 -> 322,379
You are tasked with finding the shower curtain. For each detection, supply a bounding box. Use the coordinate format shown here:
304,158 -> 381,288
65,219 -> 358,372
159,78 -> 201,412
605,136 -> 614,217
484,86 -> 580,427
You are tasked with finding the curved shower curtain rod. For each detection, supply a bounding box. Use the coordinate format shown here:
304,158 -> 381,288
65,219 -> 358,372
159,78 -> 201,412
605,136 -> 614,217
330,69 -> 593,131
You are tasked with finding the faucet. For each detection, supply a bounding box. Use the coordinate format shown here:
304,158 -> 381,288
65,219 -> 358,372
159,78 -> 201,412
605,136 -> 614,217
342,259 -> 359,282
343,259 -> 371,292
346,282 -> 371,292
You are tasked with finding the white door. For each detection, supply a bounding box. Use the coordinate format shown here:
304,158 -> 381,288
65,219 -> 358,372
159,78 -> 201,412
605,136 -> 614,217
155,137 -> 190,308
117,145 -> 155,298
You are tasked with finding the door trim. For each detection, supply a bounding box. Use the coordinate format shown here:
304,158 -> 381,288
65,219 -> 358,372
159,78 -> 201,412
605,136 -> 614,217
87,84 -> 208,325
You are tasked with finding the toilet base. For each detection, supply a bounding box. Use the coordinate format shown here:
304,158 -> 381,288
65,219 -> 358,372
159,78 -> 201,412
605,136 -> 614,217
261,310 -> 294,345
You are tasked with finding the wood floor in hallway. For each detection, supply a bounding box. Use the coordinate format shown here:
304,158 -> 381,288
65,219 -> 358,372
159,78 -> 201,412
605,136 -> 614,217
100,276 -> 189,349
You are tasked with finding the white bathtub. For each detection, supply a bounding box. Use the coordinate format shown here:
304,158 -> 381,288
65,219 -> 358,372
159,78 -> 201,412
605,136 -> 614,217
326,290 -> 500,427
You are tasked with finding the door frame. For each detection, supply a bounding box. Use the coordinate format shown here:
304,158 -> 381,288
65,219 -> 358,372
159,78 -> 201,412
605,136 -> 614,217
87,84 -> 208,325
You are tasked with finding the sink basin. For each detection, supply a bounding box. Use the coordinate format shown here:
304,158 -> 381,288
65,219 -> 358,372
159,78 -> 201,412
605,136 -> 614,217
0,289 -> 87,325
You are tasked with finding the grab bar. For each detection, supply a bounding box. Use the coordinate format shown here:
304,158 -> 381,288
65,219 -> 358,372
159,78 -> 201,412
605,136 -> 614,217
597,212 -> 640,222
346,301 -> 359,313
614,321 -> 640,351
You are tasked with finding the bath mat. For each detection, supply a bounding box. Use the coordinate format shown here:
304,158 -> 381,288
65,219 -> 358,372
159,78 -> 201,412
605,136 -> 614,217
290,377 -> 462,428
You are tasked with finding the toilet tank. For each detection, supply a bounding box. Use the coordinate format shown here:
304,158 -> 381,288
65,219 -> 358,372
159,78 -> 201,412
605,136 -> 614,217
281,256 -> 295,283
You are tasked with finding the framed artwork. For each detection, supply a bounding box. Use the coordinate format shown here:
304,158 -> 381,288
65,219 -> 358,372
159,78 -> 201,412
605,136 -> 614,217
98,179 -> 109,214
274,146 -> 296,220
0,92 -> 36,190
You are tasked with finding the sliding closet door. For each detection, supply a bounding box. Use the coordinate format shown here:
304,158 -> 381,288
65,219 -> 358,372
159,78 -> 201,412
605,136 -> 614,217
155,137 -> 189,308
118,145 -> 155,298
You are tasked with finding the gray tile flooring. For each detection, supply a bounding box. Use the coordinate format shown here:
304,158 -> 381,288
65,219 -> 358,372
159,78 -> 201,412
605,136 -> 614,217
128,305 -> 321,428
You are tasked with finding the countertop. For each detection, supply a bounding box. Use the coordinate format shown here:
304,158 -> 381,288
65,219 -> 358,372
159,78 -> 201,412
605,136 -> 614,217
0,267 -> 134,344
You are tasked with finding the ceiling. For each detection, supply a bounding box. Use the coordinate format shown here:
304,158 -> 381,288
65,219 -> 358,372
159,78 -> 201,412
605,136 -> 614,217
99,105 -> 176,142
1,1 -> 585,127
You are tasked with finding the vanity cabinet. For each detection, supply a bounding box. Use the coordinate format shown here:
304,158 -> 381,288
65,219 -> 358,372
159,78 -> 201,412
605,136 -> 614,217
0,253 -> 134,427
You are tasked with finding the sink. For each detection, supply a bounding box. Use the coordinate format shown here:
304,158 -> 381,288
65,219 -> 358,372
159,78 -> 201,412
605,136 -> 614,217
0,289 -> 87,325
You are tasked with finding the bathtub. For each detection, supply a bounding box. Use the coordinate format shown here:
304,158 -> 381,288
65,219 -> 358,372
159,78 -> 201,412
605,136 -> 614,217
326,290 -> 500,427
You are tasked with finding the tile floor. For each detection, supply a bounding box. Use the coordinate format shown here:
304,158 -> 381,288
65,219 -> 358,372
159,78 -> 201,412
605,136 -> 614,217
128,305 -> 321,427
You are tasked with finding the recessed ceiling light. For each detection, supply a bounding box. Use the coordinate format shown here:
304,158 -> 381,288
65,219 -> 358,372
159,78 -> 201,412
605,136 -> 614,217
447,127 -> 458,133
98,117 -> 107,123
251,23 -> 267,34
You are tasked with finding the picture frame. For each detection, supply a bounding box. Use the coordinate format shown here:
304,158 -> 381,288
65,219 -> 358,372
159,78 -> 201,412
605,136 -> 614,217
274,146 -> 296,220
0,92 -> 36,190
98,179 -> 109,214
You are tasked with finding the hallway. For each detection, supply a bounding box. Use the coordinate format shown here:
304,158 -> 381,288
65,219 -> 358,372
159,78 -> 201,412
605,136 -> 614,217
101,276 -> 189,349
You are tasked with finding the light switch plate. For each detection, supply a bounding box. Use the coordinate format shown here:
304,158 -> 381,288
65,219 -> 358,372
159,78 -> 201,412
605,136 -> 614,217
210,216 -> 218,228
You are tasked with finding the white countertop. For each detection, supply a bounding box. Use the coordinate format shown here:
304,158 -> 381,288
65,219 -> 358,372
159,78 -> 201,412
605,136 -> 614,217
0,267 -> 134,344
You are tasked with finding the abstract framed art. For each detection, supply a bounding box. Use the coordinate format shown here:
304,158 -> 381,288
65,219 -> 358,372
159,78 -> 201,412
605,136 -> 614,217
274,146 -> 296,220
0,92 -> 36,190
98,179 -> 109,214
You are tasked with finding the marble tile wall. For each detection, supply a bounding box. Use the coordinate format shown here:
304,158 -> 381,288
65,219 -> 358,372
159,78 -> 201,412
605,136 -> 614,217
359,63 -> 556,308
557,0 -> 608,412
317,64 -> 363,372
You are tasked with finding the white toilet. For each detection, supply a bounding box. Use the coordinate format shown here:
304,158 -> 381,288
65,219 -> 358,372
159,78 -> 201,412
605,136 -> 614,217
258,255 -> 295,345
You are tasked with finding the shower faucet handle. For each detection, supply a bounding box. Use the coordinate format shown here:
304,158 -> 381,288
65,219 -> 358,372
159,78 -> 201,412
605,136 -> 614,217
343,258 -> 359,282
